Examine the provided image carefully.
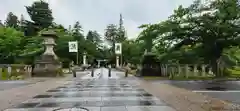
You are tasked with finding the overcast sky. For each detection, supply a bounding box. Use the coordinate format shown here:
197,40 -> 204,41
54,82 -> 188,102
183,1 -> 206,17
0,0 -> 194,38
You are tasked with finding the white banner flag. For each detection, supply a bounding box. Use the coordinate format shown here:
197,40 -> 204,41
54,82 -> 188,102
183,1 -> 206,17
115,43 -> 122,54
68,41 -> 78,52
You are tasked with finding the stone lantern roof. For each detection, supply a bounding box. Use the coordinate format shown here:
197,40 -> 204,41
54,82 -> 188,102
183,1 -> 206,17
41,28 -> 58,38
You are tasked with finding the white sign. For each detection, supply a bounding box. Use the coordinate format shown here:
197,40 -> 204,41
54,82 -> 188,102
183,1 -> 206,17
115,43 -> 122,54
68,41 -> 78,52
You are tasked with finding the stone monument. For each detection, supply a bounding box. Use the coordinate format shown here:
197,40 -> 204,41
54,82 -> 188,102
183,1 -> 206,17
33,29 -> 61,77
140,52 -> 161,76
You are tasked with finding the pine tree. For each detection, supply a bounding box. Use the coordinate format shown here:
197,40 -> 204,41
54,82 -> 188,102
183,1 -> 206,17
117,14 -> 126,42
25,0 -> 54,30
4,12 -> 19,29
19,14 -> 26,31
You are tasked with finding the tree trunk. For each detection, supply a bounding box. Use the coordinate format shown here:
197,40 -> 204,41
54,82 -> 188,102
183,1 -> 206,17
146,40 -> 153,53
209,43 -> 223,78
210,58 -> 219,77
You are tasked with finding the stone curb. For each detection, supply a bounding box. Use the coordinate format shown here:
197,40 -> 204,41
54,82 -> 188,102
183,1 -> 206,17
138,79 -> 240,111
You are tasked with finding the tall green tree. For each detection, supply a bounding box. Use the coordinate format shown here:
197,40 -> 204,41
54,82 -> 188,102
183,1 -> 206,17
104,24 -> 118,47
19,14 -> 26,32
72,21 -> 84,40
117,14 -> 127,42
71,21 -> 85,64
122,40 -> 144,65
54,26 -> 75,66
4,12 -> 19,29
86,30 -> 101,44
26,0 -> 53,31
137,24 -> 160,53
0,27 -> 23,63
143,0 -> 240,76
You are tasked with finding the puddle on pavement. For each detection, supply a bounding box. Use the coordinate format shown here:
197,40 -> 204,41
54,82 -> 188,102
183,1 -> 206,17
15,103 -> 40,108
33,95 -> 52,98
53,107 -> 89,111
141,93 -> 153,97
206,86 -> 227,91
37,102 -> 60,107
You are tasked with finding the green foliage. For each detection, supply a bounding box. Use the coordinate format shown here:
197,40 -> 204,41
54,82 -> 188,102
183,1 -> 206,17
104,24 -> 118,45
55,29 -> 75,65
137,24 -> 160,52
137,0 -> 240,77
122,40 -> 144,65
1,68 -> 8,80
57,68 -> 64,77
4,12 -> 19,29
0,27 -> 23,63
25,0 -> 53,30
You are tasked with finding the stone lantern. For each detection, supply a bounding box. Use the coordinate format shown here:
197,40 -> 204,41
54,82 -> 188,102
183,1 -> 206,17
33,29 -> 61,77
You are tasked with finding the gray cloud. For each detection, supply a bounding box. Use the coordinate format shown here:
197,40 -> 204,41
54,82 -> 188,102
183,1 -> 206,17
0,0 -> 194,38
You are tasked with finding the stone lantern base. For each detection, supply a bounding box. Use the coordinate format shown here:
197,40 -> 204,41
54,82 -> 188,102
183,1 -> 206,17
33,55 -> 61,77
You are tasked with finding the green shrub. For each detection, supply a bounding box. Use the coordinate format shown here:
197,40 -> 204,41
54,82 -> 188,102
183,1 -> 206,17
16,75 -> 24,80
1,68 -> 8,80
10,76 -> 17,80
57,68 -> 64,77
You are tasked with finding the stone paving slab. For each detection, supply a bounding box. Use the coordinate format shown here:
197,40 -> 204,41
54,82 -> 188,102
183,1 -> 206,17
0,73 -> 89,111
5,106 -> 177,111
0,78 -> 50,91
4,69 -> 176,111
0,78 -> 71,110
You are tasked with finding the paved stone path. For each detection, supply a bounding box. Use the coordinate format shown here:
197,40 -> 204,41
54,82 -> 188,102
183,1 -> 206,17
0,78 -> 49,91
151,80 -> 240,105
4,68 -> 176,111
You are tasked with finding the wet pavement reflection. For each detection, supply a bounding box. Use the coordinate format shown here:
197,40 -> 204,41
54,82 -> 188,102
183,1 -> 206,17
4,68 -> 176,111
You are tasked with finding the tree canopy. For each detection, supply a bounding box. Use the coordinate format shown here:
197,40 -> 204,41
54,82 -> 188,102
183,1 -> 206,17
2,0 -> 240,76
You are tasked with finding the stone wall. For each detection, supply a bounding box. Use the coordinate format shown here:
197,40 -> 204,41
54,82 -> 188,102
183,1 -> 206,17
0,64 -> 32,80
160,64 -> 218,78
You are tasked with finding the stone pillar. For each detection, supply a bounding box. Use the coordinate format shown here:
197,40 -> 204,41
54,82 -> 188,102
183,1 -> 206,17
97,60 -> 100,68
193,65 -> 198,76
178,65 -> 182,76
165,65 -> 168,77
0,68 -> 2,80
185,64 -> 189,78
161,65 -> 164,76
208,67 -> 213,75
83,52 -> 87,65
201,65 -> 206,77
169,67 -> 174,79
7,66 -> 11,77
116,56 -> 119,67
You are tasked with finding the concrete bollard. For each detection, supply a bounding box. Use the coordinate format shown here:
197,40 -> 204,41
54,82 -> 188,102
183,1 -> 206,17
91,68 -> 94,77
125,69 -> 128,77
108,68 -> 111,77
73,69 -> 76,77
0,68 -> 2,80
